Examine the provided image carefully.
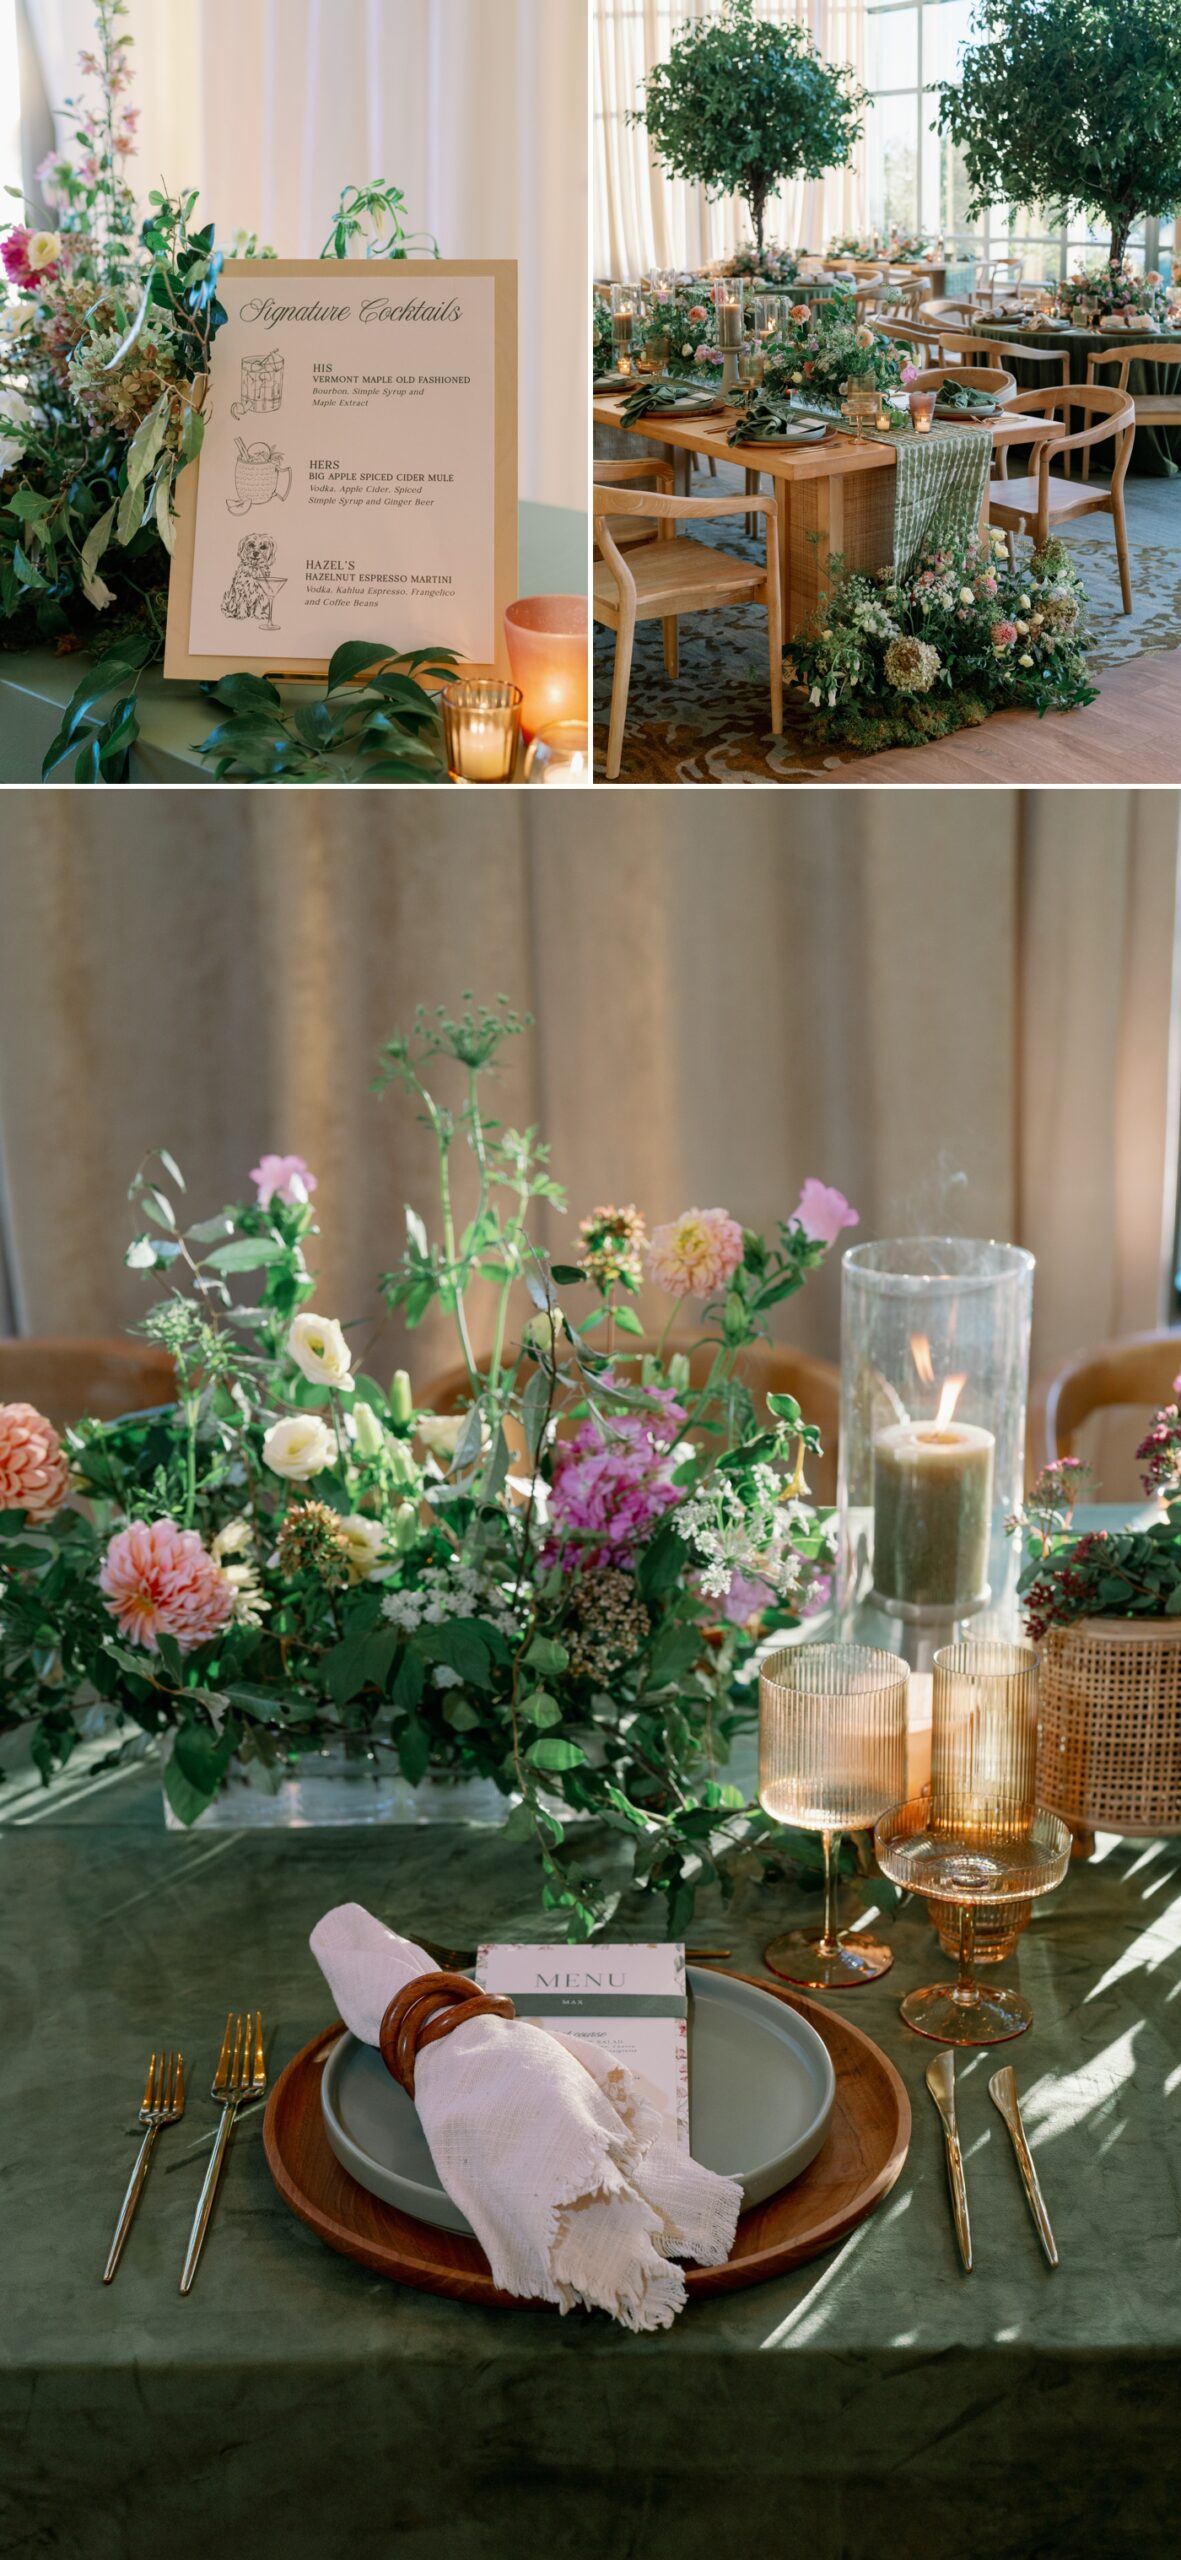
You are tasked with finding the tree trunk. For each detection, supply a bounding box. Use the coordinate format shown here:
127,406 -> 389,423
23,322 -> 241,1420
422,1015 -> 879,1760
748,184 -> 767,256
1109,218 -> 1131,270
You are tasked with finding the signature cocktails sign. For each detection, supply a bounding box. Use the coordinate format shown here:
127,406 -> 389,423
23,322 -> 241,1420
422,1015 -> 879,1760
165,260 -> 517,680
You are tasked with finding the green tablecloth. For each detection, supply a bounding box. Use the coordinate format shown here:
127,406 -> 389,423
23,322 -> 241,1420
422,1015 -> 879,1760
0,500 -> 588,786
2,1508 -> 1178,2559
978,325 -> 1181,475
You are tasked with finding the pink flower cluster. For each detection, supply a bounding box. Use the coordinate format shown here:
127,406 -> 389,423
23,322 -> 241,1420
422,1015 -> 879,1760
1,229 -> 59,290
0,1401 -> 72,1522
647,1208 -> 744,1300
250,1153 -> 317,1208
547,1386 -> 687,1570
792,1178 -> 858,1246
100,1519 -> 235,1654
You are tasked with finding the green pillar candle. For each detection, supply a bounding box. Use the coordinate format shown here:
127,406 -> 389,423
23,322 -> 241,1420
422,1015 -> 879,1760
872,1418 -> 995,1614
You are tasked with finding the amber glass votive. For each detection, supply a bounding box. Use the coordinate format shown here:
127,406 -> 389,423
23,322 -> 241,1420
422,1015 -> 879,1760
440,680 -> 521,783
908,389 -> 936,432
503,596 -> 589,741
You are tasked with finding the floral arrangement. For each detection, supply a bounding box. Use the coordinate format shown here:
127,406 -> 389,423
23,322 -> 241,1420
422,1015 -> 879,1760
1008,1397 -> 1181,1639
788,530 -> 1097,751
718,244 -> 801,284
1056,261 -> 1168,320
886,233 -> 933,264
762,291 -> 904,405
0,1002 -> 858,1939
0,0 -> 448,783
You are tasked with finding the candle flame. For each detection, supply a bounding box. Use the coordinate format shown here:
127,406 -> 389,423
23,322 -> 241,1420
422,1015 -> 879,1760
910,1333 -> 934,1385
933,1373 -> 967,1430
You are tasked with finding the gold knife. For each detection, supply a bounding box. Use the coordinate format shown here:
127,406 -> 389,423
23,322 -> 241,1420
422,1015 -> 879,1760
925,2050 -> 973,2272
989,2066 -> 1059,2267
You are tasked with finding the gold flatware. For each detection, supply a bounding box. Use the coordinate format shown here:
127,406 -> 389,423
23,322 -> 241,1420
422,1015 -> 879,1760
179,2011 -> 266,2296
102,2046 -> 185,2283
925,2050 -> 973,2272
989,2065 -> 1059,2266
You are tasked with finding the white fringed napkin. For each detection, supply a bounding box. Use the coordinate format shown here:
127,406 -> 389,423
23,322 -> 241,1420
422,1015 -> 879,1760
311,1903 -> 742,2330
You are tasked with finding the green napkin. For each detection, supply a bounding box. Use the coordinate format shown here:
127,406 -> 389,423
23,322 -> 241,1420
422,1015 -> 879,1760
619,379 -> 719,424
934,379 -> 999,413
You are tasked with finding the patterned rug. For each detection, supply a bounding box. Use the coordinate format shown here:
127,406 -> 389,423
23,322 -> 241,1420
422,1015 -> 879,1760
592,459 -> 1181,784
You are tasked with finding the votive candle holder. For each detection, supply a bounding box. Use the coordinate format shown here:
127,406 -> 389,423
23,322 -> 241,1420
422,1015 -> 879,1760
908,389 -> 936,433
503,595 -> 589,741
441,680 -> 521,783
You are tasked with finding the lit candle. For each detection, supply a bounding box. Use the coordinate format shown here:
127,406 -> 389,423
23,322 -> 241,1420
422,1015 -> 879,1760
523,720 -> 590,787
503,597 -> 589,741
908,389 -> 936,434
872,1372 -> 995,1614
440,680 -> 521,783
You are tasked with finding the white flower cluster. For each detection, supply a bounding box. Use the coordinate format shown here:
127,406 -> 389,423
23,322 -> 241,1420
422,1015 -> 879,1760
382,1555 -> 524,1643
674,1468 -> 832,1601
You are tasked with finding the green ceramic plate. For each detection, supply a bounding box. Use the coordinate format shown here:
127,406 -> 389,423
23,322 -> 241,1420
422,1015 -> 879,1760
321,1966 -> 837,2237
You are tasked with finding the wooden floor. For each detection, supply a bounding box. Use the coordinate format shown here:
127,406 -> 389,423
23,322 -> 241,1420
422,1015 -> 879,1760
809,648 -> 1181,785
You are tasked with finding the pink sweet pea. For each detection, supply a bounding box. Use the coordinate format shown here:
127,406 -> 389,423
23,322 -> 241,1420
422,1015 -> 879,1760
792,1180 -> 859,1246
250,1153 -> 317,1208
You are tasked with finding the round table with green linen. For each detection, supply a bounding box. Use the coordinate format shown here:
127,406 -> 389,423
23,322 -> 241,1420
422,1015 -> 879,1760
977,322 -> 1181,474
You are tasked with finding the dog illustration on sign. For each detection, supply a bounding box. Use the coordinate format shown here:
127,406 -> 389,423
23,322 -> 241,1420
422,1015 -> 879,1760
228,438 -> 292,514
222,533 -> 286,628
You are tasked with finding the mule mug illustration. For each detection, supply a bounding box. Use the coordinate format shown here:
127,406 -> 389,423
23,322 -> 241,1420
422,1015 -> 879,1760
228,438 -> 292,515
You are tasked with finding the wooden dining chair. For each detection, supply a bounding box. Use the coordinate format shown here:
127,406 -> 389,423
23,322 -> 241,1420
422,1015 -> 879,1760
0,1335 -> 176,1430
593,477 -> 782,782
1083,341 -> 1181,478
904,363 -> 1019,406
971,257 -> 1024,313
987,384 -> 1136,610
936,325 -> 1070,391
1041,1331 -> 1181,1468
592,456 -> 675,557
420,1338 -> 842,1504
919,297 -> 977,331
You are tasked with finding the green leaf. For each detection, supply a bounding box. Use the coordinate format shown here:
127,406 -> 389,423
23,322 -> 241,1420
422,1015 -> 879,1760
611,1304 -> 644,1337
550,1264 -> 587,1286
204,1238 -> 287,1272
393,1646 -> 425,1710
767,1392 -> 803,1426
417,1619 -> 491,1685
162,1746 -> 215,1827
326,640 -> 399,693
525,1736 -> 588,1772
397,1715 -> 431,1783
525,1634 -> 569,1676
173,1720 -> 233,1797
518,1689 -> 564,1728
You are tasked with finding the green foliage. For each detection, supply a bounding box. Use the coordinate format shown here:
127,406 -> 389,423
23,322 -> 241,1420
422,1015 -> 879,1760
320,184 -> 439,262
1010,1441 -> 1181,1637
631,0 -> 865,253
936,0 -> 1181,267
192,644 -> 459,783
763,291 -> 905,404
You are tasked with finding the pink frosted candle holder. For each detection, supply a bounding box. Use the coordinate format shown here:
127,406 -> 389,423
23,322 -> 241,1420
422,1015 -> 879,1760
503,595 -> 589,741
908,389 -> 937,433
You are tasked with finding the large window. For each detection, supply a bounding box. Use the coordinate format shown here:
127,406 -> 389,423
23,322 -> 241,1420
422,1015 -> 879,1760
866,0 -> 1173,279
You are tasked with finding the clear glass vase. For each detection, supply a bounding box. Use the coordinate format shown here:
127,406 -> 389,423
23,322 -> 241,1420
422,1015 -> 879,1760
161,1740 -> 515,1831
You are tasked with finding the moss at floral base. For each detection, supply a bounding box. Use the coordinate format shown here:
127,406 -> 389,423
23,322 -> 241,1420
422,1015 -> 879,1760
798,686 -> 994,754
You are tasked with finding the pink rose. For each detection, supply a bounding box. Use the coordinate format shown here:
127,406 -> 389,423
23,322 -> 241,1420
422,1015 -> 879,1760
647,1207 -> 745,1300
991,620 -> 1018,647
688,305 -> 707,324
250,1152 -> 317,1208
0,1401 -> 71,1522
792,1179 -> 859,1247
100,1518 -> 235,1654
901,362 -> 919,384
788,303 -> 811,323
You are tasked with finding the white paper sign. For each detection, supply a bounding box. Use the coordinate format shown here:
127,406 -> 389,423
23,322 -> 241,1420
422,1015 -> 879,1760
476,1942 -> 690,2150
172,260 -> 516,674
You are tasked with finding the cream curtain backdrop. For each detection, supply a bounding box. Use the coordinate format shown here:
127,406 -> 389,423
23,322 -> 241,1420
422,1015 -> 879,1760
0,788 -> 1177,1492
20,0 -> 587,510
594,0 -> 868,280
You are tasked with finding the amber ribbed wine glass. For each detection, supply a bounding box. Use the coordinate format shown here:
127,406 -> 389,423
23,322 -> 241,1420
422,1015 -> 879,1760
758,1643 -> 909,1989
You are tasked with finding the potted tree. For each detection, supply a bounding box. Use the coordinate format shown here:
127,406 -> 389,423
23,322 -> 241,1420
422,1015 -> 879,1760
630,0 -> 865,263
936,0 -> 1181,273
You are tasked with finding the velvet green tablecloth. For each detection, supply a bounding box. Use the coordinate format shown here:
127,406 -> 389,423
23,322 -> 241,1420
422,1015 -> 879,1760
1,1761 -> 1178,2560
977,324 -> 1181,475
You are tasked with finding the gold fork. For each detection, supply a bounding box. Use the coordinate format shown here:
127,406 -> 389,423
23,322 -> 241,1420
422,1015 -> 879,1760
179,2011 -> 266,2296
102,2047 -> 185,2283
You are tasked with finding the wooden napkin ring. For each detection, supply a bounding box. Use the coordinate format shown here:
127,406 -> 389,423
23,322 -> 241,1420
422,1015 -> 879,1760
378,1969 -> 516,2099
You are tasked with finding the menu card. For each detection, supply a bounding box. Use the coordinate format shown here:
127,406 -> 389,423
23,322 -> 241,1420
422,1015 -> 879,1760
165,258 -> 517,681
476,1943 -> 689,2149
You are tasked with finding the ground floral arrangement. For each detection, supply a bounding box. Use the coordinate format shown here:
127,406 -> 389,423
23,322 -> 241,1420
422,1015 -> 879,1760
0,1002 -> 859,1937
0,0 -> 453,784
788,530 -> 1097,752
1009,1395 -> 1181,1638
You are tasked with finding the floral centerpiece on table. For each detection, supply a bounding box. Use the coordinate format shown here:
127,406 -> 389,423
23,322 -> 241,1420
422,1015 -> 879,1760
1008,1401 -> 1181,1637
0,1002 -> 858,1939
718,244 -> 801,285
762,291 -> 904,406
789,530 -> 1096,751
0,0 -> 451,783
1056,261 -> 1167,320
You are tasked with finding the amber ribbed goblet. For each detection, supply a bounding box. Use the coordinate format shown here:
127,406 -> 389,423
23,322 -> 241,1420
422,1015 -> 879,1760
925,1639 -> 1040,1963
875,1796 -> 1071,2044
758,1643 -> 908,1988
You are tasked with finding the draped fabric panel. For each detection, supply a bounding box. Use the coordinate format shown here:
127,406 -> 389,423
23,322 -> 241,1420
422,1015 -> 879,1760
594,0 -> 869,280
0,791 -> 1176,1493
20,0 -> 587,509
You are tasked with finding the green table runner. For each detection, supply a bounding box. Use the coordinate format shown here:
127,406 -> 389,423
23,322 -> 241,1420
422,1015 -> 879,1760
978,324 -> 1181,477
791,403 -> 991,576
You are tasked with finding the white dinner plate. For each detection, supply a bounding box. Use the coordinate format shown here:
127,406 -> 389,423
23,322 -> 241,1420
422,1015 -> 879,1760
321,1966 -> 837,2237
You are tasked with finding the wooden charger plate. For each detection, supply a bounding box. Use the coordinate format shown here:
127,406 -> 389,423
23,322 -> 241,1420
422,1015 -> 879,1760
263,1973 -> 910,2308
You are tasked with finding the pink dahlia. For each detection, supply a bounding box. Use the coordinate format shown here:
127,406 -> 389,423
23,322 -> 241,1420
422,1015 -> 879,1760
792,1179 -> 859,1246
0,1401 -> 71,1522
546,1386 -> 687,1570
250,1152 -> 317,1208
647,1207 -> 744,1300
100,1519 -> 235,1654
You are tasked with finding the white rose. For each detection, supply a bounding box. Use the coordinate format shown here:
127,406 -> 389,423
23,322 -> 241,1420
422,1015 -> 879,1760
26,230 -> 61,272
959,586 -> 975,605
415,1413 -> 470,1459
288,1311 -> 354,1392
337,1515 -> 389,1582
1015,619 -> 1029,635
1018,652 -> 1034,667
1018,594 -> 1031,610
263,1414 -> 336,1481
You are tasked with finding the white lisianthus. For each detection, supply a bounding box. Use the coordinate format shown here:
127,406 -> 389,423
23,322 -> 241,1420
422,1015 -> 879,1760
1018,595 -> 1031,610
1015,619 -> 1029,636
287,1311 -> 354,1392
415,1412 -> 484,1460
337,1514 -> 389,1582
262,1413 -> 336,1481
958,586 -> 975,605
27,230 -> 61,272
1018,652 -> 1034,667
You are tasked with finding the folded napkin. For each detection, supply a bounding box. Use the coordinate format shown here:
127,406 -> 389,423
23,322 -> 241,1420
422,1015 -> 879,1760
311,1903 -> 742,2331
